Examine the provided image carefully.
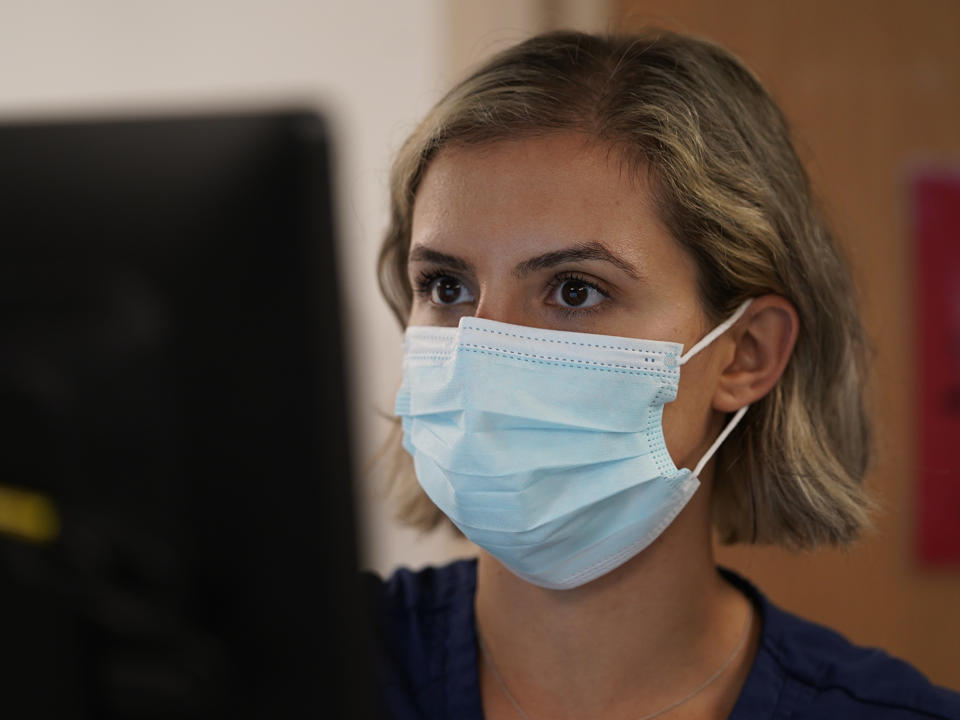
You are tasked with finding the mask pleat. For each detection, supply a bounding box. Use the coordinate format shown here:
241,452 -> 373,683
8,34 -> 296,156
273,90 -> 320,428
404,414 -> 654,477
416,452 -> 672,531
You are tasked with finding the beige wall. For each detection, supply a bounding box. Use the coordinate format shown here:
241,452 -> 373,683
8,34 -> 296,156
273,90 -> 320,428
612,0 -> 960,690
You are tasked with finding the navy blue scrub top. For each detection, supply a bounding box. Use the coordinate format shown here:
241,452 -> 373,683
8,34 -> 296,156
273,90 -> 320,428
363,559 -> 960,719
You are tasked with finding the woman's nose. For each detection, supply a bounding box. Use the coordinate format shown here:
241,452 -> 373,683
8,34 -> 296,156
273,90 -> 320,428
472,287 -> 529,327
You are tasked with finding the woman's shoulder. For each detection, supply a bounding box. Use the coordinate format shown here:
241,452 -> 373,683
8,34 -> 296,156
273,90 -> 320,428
724,568 -> 960,719
363,557 -> 478,616
361,558 -> 482,720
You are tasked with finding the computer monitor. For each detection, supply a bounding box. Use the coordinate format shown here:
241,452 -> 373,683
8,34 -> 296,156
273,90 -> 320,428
0,110 -> 373,718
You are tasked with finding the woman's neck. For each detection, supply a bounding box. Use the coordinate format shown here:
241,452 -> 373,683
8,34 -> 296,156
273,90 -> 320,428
473,496 -> 758,720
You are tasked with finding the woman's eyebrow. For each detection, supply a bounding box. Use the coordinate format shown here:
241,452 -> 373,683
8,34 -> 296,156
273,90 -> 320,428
512,242 -> 641,279
408,241 -> 641,280
408,246 -> 474,274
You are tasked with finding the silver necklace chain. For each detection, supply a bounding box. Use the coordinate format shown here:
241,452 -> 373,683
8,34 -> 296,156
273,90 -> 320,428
477,606 -> 753,720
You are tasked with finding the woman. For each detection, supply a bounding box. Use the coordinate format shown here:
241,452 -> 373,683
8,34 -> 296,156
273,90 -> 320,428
364,29 -> 960,719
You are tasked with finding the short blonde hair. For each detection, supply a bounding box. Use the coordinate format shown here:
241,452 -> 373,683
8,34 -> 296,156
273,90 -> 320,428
377,29 -> 873,548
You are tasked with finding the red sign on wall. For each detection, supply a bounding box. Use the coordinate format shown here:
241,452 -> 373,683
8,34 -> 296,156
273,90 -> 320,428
914,170 -> 960,565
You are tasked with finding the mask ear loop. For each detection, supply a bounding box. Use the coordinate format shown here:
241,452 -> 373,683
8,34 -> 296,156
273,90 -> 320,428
678,298 -> 753,366
677,298 -> 754,478
692,405 -> 748,478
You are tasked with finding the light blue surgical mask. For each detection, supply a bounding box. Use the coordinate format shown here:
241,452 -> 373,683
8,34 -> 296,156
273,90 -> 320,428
394,300 -> 752,590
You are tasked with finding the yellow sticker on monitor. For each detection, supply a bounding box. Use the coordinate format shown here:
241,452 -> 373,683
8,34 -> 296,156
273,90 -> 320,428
0,484 -> 61,544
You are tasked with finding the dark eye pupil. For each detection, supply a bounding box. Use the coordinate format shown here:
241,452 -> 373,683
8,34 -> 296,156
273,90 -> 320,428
561,280 -> 589,306
437,278 -> 462,303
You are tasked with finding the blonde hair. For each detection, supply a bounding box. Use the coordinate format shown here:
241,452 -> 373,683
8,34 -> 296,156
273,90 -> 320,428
377,29 -> 873,548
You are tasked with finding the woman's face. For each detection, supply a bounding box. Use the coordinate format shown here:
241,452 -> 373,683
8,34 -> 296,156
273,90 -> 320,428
407,133 -> 733,474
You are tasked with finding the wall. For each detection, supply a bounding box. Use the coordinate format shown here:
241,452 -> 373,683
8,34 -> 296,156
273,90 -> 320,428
612,0 -> 960,689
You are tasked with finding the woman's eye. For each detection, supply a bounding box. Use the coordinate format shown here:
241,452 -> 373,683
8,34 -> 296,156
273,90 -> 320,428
429,276 -> 475,305
550,278 -> 605,309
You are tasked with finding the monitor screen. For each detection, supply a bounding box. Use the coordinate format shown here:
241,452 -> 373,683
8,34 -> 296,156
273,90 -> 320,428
0,110 -> 372,718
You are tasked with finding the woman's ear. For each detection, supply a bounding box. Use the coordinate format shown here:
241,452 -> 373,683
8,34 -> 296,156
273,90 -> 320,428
712,295 -> 799,413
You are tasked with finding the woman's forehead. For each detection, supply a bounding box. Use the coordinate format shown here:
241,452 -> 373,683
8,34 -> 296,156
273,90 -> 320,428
409,134 -> 687,280
415,134 -> 633,209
